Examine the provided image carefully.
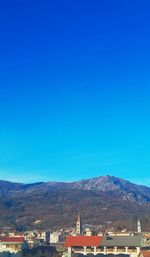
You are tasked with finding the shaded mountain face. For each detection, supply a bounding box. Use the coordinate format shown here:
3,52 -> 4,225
0,176 -> 150,231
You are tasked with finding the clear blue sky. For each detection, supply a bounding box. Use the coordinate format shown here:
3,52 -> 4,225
0,0 -> 150,185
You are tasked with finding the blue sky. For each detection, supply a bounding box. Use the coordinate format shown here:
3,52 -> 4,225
0,0 -> 150,185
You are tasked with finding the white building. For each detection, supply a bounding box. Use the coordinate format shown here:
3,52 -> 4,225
50,232 -> 61,244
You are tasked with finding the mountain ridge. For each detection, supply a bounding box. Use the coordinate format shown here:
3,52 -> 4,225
0,175 -> 150,231
0,175 -> 150,203
1,174 -> 150,190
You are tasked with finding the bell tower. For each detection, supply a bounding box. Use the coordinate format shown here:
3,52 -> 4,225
76,213 -> 82,235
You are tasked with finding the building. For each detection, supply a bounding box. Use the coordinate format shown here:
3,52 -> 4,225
37,231 -> 50,244
76,214 -> 82,235
84,228 -> 92,236
65,235 -> 102,257
50,232 -> 62,244
143,234 -> 150,246
101,234 -> 143,256
64,234 -> 149,257
137,220 -> 142,233
0,237 -> 27,253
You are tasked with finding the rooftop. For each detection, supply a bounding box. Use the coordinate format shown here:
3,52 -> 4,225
101,235 -> 143,247
65,236 -> 103,247
0,237 -> 24,243
141,251 -> 150,257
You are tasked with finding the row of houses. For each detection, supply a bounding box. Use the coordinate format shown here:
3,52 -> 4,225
0,236 -> 58,257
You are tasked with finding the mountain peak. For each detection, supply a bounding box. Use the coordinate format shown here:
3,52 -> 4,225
71,175 -> 126,191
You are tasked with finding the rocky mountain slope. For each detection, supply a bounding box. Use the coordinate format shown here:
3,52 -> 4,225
0,175 -> 150,231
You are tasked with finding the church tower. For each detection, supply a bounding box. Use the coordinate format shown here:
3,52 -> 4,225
76,213 -> 82,235
137,219 -> 141,233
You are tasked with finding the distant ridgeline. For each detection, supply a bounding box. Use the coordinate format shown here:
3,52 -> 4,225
0,176 -> 150,230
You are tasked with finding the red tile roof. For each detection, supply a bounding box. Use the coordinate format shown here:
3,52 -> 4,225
144,234 -> 150,238
64,236 -> 103,247
141,251 -> 150,257
0,237 -> 24,243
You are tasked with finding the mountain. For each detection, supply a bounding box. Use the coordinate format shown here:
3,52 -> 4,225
71,175 -> 150,202
0,175 -> 150,231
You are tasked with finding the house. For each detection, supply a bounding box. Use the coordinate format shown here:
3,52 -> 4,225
50,232 -> 62,244
0,237 -> 27,253
142,234 -> 150,247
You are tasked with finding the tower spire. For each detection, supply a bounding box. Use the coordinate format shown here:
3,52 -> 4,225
76,213 -> 82,235
137,219 -> 141,233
